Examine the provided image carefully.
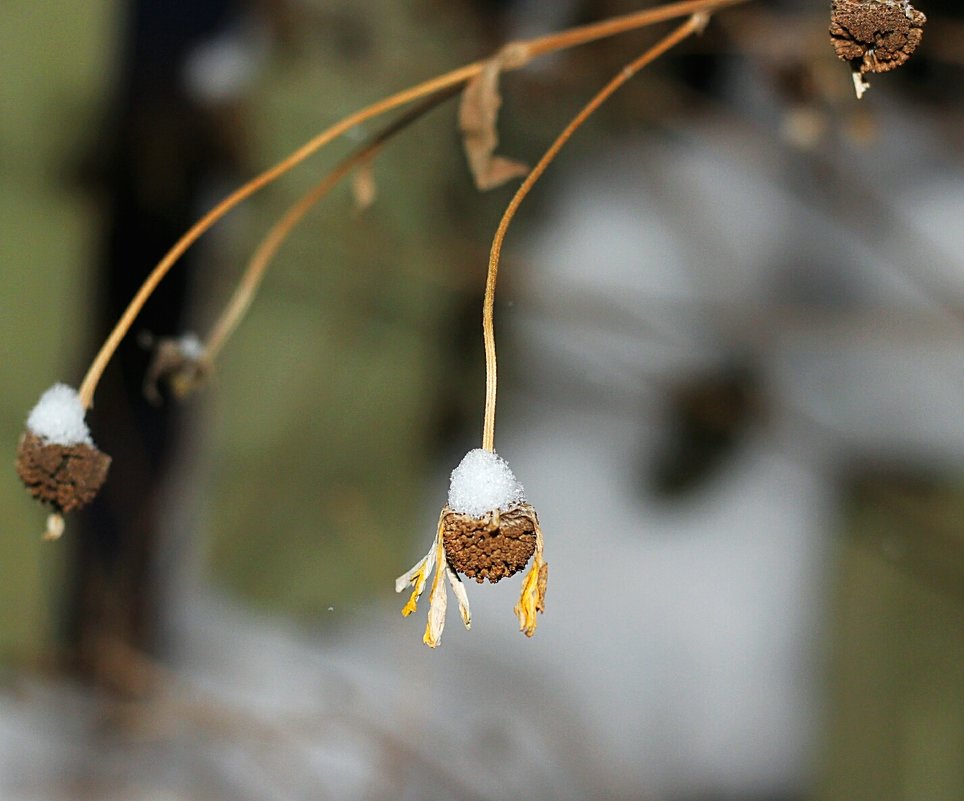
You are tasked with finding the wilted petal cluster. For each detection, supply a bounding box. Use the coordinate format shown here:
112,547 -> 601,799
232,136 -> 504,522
396,449 -> 547,647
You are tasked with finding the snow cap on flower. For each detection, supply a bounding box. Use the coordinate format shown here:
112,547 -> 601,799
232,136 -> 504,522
447,448 -> 525,517
26,384 -> 93,446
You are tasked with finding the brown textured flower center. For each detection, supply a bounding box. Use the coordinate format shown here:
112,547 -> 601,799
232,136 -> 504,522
830,0 -> 926,74
441,503 -> 537,583
16,432 -> 111,513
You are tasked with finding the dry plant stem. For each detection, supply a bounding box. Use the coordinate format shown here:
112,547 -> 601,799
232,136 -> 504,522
75,71 -> 472,409
481,14 -> 708,452
521,0 -> 738,58
76,0 -> 746,410
203,88 -> 460,365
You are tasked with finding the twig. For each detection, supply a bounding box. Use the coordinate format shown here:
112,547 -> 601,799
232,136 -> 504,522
74,0 -> 749,409
203,86 -> 460,366
481,13 -> 710,451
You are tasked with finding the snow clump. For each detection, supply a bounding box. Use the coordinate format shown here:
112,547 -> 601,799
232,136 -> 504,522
26,384 -> 93,446
177,332 -> 204,360
448,448 -> 526,517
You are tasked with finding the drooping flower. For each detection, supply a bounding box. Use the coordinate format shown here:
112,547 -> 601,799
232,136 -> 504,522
396,449 -> 547,647
15,384 -> 111,539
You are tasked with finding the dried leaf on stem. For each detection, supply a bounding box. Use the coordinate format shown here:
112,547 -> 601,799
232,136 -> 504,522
459,46 -> 530,191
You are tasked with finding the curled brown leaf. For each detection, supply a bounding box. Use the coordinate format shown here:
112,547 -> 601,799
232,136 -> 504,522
458,47 -> 530,191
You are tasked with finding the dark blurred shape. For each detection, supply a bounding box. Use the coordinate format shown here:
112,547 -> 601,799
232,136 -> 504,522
63,0 -> 250,687
647,359 -> 764,500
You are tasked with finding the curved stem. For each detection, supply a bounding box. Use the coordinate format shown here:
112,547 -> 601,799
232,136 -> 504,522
481,14 -> 708,452
522,0 -> 732,58
203,87 -> 460,366
76,70 -> 474,409
76,0 -> 745,410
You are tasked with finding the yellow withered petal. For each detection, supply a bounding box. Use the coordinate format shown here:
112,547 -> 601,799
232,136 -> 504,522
513,521 -> 547,637
395,539 -> 438,617
397,505 -> 543,646
399,557 -> 432,617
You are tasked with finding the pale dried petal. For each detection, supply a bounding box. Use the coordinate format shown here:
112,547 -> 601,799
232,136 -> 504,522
445,565 -> 472,630
43,512 -> 65,542
351,159 -> 377,211
394,546 -> 434,594
423,537 -> 449,648
852,68 -> 870,99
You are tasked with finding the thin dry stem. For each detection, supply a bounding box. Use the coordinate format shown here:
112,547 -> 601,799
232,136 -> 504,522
481,14 -> 708,452
203,88 -> 459,366
75,70 -> 472,409
522,0 -> 736,59
203,174 -> 344,365
76,0 -> 745,410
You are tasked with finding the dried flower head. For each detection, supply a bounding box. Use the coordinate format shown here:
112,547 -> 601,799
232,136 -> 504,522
15,384 -> 111,538
441,504 -> 537,583
16,432 -> 111,514
143,333 -> 209,404
830,0 -> 926,96
396,449 -> 547,647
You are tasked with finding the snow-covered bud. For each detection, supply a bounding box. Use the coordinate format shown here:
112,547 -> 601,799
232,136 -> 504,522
443,449 -> 536,583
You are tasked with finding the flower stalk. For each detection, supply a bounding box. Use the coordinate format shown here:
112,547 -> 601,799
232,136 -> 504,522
17,1 -> 747,563
481,13 -> 710,451
203,87 -> 461,368
75,0 -> 746,411
399,13 -> 714,647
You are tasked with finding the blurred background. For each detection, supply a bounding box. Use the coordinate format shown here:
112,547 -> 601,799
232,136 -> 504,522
1,1 -> 962,799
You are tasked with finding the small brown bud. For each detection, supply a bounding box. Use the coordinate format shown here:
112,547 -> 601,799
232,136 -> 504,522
143,335 -> 208,404
441,503 -> 538,583
16,432 -> 111,513
830,0 -> 926,75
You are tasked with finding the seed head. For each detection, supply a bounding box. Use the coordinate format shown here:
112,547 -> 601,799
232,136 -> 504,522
16,432 -> 111,514
830,0 -> 926,76
441,503 -> 537,583
16,384 -> 111,534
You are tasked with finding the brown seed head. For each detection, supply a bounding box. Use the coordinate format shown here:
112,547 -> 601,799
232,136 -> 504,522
830,0 -> 926,74
441,503 -> 538,583
16,432 -> 111,513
